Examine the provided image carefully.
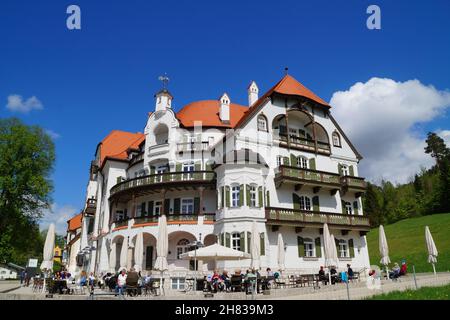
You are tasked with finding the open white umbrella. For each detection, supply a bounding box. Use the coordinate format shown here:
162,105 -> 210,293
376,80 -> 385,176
425,226 -> 438,275
180,243 -> 250,261
250,221 -> 261,270
379,225 -> 390,278
119,236 -> 128,272
277,233 -> 285,272
134,232 -> 144,273
154,215 -> 168,295
109,241 -> 117,273
40,223 -> 55,293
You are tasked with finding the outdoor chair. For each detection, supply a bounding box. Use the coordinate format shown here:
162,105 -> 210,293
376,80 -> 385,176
274,277 -> 286,288
230,275 -> 243,292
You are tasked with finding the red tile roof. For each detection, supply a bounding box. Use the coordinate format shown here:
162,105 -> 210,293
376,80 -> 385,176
67,213 -> 83,232
98,130 -> 145,166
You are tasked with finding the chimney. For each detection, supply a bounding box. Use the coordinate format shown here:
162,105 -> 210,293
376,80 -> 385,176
219,93 -> 230,123
248,81 -> 259,106
155,89 -> 173,112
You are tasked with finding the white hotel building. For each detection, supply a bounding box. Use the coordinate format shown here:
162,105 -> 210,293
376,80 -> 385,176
70,74 -> 371,281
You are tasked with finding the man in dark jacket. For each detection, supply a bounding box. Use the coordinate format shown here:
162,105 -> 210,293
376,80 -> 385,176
126,268 -> 140,296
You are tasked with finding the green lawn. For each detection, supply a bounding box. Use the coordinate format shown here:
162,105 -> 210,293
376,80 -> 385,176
367,283 -> 450,300
366,213 -> 450,273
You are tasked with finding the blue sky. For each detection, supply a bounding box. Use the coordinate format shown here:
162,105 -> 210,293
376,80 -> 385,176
1,0 -> 449,233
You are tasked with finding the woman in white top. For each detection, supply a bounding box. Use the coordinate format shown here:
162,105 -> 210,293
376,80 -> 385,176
116,269 -> 127,295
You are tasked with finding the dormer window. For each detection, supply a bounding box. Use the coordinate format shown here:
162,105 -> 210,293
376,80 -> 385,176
332,131 -> 341,147
257,115 -> 268,132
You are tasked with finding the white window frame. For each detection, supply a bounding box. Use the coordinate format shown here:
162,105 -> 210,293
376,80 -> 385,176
345,202 -> 353,215
300,196 -> 312,211
304,238 -> 315,257
332,132 -> 341,147
171,277 -> 186,290
339,239 -> 349,258
341,164 -> 349,176
181,198 -> 194,215
231,232 -> 241,251
257,115 -> 267,131
154,201 -> 162,215
231,185 -> 240,208
249,185 -> 257,207
276,156 -> 283,167
176,239 -> 190,259
182,161 -> 195,180
297,156 -> 308,169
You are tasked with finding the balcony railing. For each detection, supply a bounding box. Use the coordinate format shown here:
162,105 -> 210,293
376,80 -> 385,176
133,214 -> 201,226
279,134 -> 331,153
129,152 -> 144,166
341,176 -> 367,191
148,143 -> 170,157
113,219 -> 130,228
110,171 -> 216,197
177,141 -> 210,152
275,166 -> 341,188
84,198 -> 97,215
265,207 -> 370,229
203,213 -> 216,222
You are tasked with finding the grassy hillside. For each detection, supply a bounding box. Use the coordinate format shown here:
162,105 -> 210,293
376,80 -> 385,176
366,213 -> 450,273
367,284 -> 450,300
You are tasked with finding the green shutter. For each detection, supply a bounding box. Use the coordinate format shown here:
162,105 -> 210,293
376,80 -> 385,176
148,201 -> 154,216
164,199 -> 170,215
176,163 -> 182,180
194,197 -> 200,214
338,164 -> 343,176
266,191 -> 270,207
220,186 -> 225,208
297,236 -> 305,257
353,201 -> 359,215
150,166 -> 155,176
349,165 -> 354,177
173,198 -> 180,214
293,193 -> 301,210
315,237 -> 322,257
225,186 -> 230,208
290,154 -> 297,167
205,161 -> 213,171
225,233 -> 231,248
335,238 -> 340,257
194,161 -> 202,179
246,232 -> 251,253
309,158 -> 316,170
260,233 -> 265,256
349,239 -> 355,258
239,185 -> 244,207
116,176 -> 122,184
341,200 -> 347,214
258,186 -> 263,207
312,196 -> 320,212
240,232 -> 245,252
246,185 -> 250,207
283,156 -> 290,166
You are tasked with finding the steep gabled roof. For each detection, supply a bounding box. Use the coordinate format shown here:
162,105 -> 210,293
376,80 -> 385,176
97,130 -> 145,166
67,213 -> 83,232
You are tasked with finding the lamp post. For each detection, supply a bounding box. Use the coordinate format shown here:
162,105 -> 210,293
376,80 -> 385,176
189,241 -> 204,291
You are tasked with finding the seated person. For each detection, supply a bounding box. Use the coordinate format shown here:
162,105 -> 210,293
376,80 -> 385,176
330,266 -> 338,284
266,268 -> 274,277
389,263 -> 401,279
126,268 -> 139,295
318,266 -> 327,282
400,260 -> 407,276
220,271 -> 231,291
79,271 -> 87,286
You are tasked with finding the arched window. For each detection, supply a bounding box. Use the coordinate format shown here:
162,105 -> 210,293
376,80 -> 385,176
231,232 -> 241,251
297,156 -> 308,169
176,239 -> 190,259
300,196 -> 311,211
332,132 -> 341,147
303,238 -> 315,257
257,115 -> 268,132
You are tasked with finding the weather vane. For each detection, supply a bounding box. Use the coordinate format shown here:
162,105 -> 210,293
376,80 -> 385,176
158,73 -> 170,89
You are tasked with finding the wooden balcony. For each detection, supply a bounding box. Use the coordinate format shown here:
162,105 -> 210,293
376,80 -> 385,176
84,198 -> 97,216
278,134 -> 331,155
274,165 -> 341,194
265,207 -> 370,231
340,176 -> 367,196
109,171 -> 216,202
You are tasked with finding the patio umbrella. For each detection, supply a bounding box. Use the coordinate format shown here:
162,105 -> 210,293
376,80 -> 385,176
277,233 -> 285,272
80,217 -> 88,251
379,225 -> 391,277
40,223 -> 55,293
134,232 -> 144,273
425,226 -> 438,275
330,234 -> 339,266
322,223 -> 333,285
154,215 -> 168,295
119,236 -> 128,272
109,241 -> 117,273
250,221 -> 261,270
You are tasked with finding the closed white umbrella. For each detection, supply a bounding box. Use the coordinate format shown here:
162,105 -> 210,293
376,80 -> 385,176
40,223 -> 55,271
322,223 -> 334,285
425,226 -> 438,275
250,221 -> 261,270
80,217 -> 88,251
119,236 -> 128,272
134,232 -> 144,273
379,225 -> 390,278
109,241 -> 117,273
330,234 -> 339,266
277,233 -> 285,272
154,215 -> 168,295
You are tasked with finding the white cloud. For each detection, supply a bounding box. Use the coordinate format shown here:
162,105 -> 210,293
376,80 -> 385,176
40,204 -> 79,235
330,78 -> 450,184
45,129 -> 61,140
6,94 -> 43,113
437,130 -> 450,146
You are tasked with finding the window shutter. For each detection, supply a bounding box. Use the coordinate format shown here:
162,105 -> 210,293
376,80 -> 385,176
246,232 -> 251,253
290,154 -> 297,167
239,232 -> 245,252
353,201 -> 359,215
258,186 -> 263,207
205,161 -> 213,171
164,199 -> 170,215
283,156 -> 290,166
148,201 -> 154,216
194,197 -> 200,214
338,164 -> 343,176
194,161 -> 202,179
150,166 -> 155,176
315,237 -> 322,257
349,239 -> 355,258
341,200 -> 347,214
239,184 -> 244,207
220,186 -> 224,208
116,176 -> 122,184
293,193 -> 301,210
309,158 -> 316,170
266,190 -> 270,207
335,238 -> 340,257
225,186 -> 231,208
312,196 -> 320,212
225,232 -> 231,248
260,233 -> 265,256
173,198 -> 180,214
349,165 -> 354,177
246,185 -> 251,207
297,236 -> 305,257
176,163 -> 182,180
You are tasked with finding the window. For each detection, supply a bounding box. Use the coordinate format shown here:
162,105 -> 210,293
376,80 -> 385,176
154,201 -> 162,215
231,185 -> 240,207
182,162 -> 195,180
231,232 -> 241,251
341,164 -> 349,176
171,277 -> 185,290
332,132 -> 341,147
345,202 -> 353,215
155,165 -> 167,182
276,156 -> 283,167
176,239 -> 190,259
297,156 -> 308,169
249,185 -> 257,207
304,238 -> 315,257
115,210 -> 124,221
299,196 -> 311,211
257,115 -> 268,131
181,198 -> 194,214
338,240 -> 349,258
